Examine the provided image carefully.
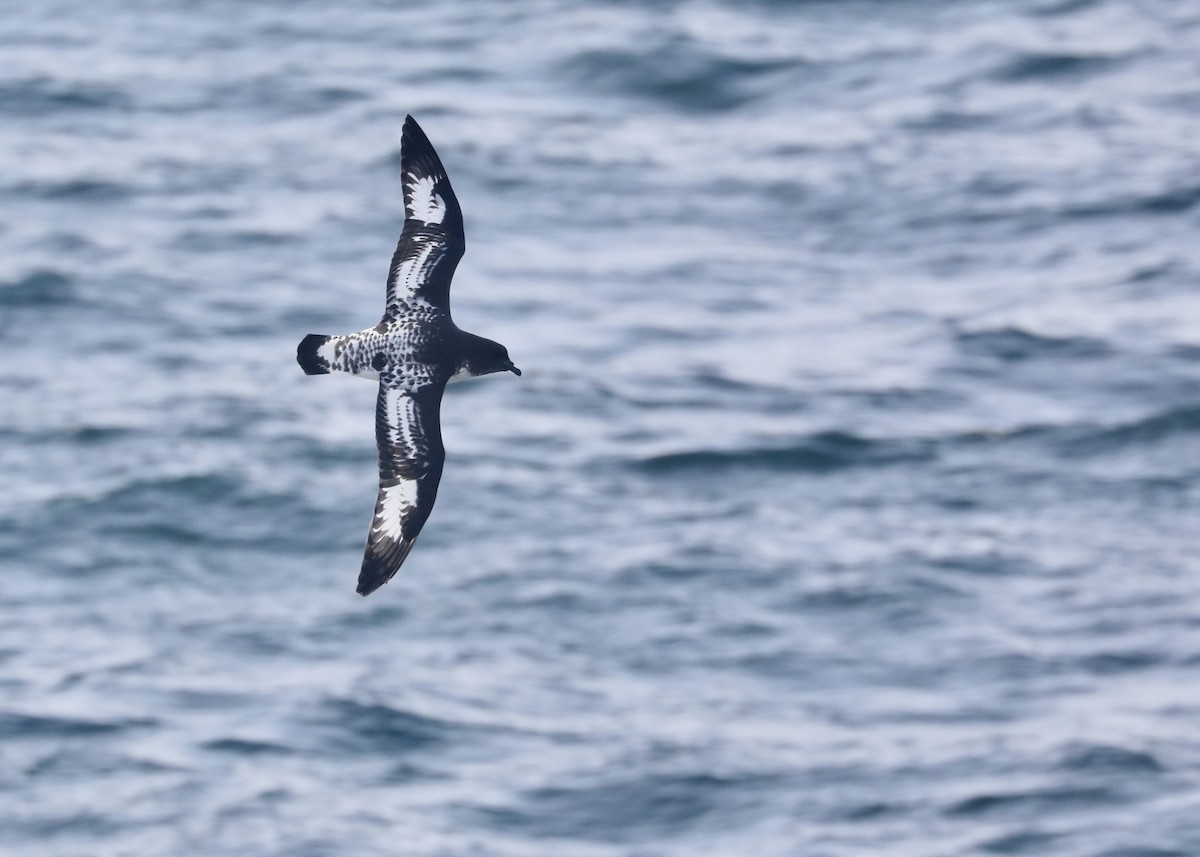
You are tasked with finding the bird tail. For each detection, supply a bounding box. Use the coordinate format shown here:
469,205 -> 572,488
297,334 -> 332,375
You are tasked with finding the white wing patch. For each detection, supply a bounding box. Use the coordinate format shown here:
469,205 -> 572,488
380,385 -> 429,449
374,479 -> 418,539
388,237 -> 442,307
406,173 -> 446,224
370,386 -> 436,542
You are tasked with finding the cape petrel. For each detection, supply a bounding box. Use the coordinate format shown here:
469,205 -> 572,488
297,115 -> 520,596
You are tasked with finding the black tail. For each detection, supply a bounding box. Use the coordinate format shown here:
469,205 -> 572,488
297,334 -> 331,375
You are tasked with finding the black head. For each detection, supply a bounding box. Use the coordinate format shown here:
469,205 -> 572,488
464,335 -> 521,378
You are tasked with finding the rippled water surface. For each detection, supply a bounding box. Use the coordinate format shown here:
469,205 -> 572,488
5,1 -> 1200,854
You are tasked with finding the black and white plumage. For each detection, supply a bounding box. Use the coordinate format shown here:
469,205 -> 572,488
297,116 -> 520,596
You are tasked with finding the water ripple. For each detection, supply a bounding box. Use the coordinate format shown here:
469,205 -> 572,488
634,432 -> 934,474
5,0 -> 1200,854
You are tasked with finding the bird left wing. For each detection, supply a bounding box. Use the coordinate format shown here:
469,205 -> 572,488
382,115 -> 465,319
357,379 -> 447,596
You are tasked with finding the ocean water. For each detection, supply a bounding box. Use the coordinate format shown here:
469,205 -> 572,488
4,0 -> 1200,854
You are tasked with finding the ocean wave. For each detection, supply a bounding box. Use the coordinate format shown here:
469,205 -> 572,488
170,228 -> 301,253
1063,182 -> 1200,219
1063,405 -> 1200,453
4,0 -> 1200,852
0,711 -> 156,739
634,432 -> 934,475
954,326 -> 1112,362
0,270 -> 76,307
946,785 -> 1119,818
990,50 -> 1127,83
197,76 -> 369,116
1057,743 -> 1163,774
1032,0 -> 1102,16
476,771 -> 781,842
311,698 -> 456,755
23,748 -> 181,779
0,77 -> 131,117
625,403 -> 1200,481
977,828 -> 1063,854
202,737 -> 295,756
9,178 -> 133,202
31,471 -> 327,553
560,42 -> 796,112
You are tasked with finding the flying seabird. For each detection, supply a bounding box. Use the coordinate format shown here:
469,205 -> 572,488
297,115 -> 520,596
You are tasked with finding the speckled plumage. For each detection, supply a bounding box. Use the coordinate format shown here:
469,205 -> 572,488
297,116 -> 520,596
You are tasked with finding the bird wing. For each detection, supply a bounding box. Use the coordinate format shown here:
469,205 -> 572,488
383,115 -> 465,319
357,379 -> 447,596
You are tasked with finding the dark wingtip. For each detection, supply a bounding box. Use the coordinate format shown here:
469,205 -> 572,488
356,570 -> 386,597
356,557 -> 391,596
356,538 -> 416,597
402,114 -> 432,150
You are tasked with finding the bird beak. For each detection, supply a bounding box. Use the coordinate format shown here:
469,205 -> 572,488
507,362 -> 522,376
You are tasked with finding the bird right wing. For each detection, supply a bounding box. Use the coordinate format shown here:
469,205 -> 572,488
357,379 -> 447,596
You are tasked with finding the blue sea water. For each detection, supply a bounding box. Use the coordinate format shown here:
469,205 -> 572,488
4,0 -> 1200,854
